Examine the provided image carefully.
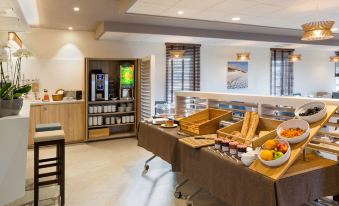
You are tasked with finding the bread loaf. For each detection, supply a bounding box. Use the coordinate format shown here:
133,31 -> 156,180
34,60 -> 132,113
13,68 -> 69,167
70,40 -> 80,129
241,112 -> 251,137
245,112 -> 259,140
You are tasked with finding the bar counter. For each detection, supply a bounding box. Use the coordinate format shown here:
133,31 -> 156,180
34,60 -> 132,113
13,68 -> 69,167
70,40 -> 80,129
137,123 -> 339,206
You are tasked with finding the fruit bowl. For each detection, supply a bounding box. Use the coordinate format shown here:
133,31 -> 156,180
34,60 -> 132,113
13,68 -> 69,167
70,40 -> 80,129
258,139 -> 291,167
295,102 -> 326,123
277,119 -> 310,144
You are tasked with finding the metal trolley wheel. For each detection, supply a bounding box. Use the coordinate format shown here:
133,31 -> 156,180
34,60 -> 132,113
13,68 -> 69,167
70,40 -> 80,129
174,191 -> 182,199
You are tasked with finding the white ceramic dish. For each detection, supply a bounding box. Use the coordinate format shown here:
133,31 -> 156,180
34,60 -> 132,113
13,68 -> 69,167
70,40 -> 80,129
295,102 -> 326,123
258,139 -> 291,167
277,119 -> 310,144
160,123 -> 178,128
241,152 -> 257,166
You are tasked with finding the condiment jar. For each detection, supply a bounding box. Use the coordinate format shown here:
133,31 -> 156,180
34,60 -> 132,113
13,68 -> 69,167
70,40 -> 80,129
237,144 -> 247,158
214,138 -> 222,150
221,139 -> 231,152
229,141 -> 239,155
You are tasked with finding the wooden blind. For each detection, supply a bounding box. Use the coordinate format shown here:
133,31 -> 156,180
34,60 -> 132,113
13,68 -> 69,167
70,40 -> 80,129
270,48 -> 294,96
140,59 -> 151,120
166,43 -> 201,103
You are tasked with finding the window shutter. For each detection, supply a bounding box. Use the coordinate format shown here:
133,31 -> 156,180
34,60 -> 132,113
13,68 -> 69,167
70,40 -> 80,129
166,43 -> 201,103
140,59 -> 151,120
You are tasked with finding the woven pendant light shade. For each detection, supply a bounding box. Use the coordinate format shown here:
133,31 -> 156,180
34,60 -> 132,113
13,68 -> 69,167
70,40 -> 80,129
301,21 -> 335,41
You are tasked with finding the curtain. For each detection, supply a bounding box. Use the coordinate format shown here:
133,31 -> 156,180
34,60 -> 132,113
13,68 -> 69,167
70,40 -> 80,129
270,48 -> 294,96
165,43 -> 201,103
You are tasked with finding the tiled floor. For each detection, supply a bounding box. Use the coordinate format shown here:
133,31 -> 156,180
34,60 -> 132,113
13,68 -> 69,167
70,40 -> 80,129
9,138 -> 337,206
9,138 -> 227,206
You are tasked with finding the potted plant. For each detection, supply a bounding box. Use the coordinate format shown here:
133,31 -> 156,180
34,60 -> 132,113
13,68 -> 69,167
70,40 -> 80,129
0,46 -> 32,117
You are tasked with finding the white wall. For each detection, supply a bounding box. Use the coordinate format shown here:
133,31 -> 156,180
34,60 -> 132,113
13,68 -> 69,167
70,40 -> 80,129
20,28 -> 166,104
200,45 -> 337,96
19,28 -> 337,104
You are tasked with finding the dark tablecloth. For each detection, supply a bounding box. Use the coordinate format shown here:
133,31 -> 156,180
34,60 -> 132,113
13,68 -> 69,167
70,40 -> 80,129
137,122 -> 339,206
180,143 -> 339,206
137,122 -> 182,171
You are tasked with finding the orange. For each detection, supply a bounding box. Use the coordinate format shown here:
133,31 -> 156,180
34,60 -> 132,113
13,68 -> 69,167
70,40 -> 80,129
260,150 -> 273,161
264,140 -> 276,150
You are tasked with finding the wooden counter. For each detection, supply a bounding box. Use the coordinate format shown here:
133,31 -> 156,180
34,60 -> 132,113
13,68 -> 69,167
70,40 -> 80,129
28,101 -> 85,146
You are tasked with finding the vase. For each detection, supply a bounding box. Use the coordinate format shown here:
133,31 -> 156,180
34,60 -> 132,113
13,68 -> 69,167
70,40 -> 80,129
0,98 -> 23,117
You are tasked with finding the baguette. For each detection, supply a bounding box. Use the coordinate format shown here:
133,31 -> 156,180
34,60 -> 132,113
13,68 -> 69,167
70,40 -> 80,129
245,112 -> 259,140
241,112 -> 251,137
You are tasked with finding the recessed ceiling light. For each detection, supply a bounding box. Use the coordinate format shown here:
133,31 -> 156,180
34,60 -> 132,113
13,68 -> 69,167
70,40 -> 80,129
177,10 -> 184,15
68,27 -> 73,30
232,17 -> 241,21
331,27 -> 338,31
73,7 -> 80,11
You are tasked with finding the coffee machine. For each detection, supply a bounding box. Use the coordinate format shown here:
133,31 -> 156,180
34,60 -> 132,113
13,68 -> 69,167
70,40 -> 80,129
91,72 -> 109,101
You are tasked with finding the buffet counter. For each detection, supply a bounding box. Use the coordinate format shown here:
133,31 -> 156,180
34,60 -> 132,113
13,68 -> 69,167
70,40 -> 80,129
137,123 -> 339,206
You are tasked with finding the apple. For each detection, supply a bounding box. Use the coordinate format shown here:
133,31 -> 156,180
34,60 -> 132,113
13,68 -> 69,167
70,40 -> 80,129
277,142 -> 288,154
273,151 -> 284,160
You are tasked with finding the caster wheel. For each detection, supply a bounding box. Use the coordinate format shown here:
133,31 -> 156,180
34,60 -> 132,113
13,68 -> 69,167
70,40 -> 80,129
144,164 -> 149,171
186,201 -> 193,206
142,165 -> 149,175
174,191 -> 182,199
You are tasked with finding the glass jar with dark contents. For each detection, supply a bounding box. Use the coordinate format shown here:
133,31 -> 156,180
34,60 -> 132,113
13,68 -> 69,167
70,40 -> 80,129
237,144 -> 247,158
221,139 -> 231,153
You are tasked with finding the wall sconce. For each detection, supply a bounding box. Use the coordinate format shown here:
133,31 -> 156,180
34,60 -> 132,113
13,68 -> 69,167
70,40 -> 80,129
236,52 -> 250,61
330,55 -> 339,62
169,50 -> 185,59
8,32 -> 22,48
288,53 -> 302,62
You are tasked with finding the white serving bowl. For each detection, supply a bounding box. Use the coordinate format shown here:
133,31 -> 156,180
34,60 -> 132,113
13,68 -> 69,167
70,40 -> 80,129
295,102 -> 326,123
277,119 -> 310,144
258,139 -> 291,167
241,152 -> 257,166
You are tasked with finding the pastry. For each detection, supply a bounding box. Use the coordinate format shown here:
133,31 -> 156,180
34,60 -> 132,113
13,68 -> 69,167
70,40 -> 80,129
245,112 -> 259,140
241,112 -> 251,137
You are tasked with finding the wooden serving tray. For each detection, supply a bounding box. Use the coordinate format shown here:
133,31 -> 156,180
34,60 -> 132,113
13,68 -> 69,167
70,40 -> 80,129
217,117 -> 282,148
179,134 -> 217,149
249,105 -> 338,180
180,108 -> 232,135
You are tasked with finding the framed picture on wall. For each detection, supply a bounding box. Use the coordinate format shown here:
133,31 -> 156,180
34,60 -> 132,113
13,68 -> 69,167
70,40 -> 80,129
227,61 -> 248,89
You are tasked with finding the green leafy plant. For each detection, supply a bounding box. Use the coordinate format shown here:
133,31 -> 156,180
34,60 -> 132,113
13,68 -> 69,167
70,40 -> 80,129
0,82 -> 31,100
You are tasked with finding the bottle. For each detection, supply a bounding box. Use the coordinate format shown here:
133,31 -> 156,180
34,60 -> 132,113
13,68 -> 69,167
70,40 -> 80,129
42,89 -> 50,102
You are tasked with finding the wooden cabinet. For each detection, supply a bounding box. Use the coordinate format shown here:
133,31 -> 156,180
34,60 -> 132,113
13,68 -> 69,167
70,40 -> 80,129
28,102 -> 85,146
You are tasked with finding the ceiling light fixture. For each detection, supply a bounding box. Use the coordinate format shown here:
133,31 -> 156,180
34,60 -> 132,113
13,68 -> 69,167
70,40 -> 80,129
68,27 -> 73,30
73,7 -> 80,11
236,52 -> 250,61
232,17 -> 240,21
177,10 -> 184,15
288,53 -> 302,62
330,56 -> 339,62
170,50 -> 185,59
301,21 -> 335,41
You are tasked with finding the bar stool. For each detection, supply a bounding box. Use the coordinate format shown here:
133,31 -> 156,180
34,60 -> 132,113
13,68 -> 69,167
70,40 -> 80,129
34,125 -> 65,206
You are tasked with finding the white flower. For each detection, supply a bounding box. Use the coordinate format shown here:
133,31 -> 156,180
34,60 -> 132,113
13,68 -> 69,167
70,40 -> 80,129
13,49 -> 33,58
0,46 -> 9,62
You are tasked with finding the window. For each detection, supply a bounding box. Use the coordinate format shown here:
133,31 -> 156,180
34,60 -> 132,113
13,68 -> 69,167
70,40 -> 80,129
165,43 -> 201,103
334,52 -> 339,91
270,48 -> 294,96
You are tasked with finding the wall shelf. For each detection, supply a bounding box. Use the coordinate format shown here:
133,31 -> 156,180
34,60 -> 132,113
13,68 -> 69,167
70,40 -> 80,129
88,123 -> 135,129
88,111 -> 135,116
88,99 -> 134,105
86,131 -> 136,142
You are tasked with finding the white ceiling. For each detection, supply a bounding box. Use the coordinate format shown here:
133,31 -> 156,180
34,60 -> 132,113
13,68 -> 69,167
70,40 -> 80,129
127,0 -> 339,32
0,0 -> 29,31
100,31 -> 339,51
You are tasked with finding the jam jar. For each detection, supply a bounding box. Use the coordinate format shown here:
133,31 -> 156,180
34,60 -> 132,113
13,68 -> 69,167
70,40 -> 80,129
237,144 -> 248,158
221,139 -> 231,152
214,138 -> 222,150
229,141 -> 239,155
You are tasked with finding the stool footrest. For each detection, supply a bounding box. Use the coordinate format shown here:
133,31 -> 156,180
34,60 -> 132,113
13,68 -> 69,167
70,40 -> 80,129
38,171 -> 60,178
38,163 -> 58,169
39,179 -> 59,186
39,157 -> 58,163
